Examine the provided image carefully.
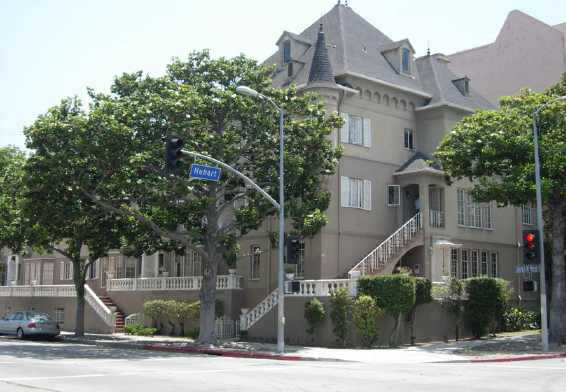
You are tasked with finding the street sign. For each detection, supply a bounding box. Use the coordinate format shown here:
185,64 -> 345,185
515,265 -> 539,274
189,164 -> 221,181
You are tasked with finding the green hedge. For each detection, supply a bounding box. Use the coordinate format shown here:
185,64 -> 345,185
465,277 -> 511,338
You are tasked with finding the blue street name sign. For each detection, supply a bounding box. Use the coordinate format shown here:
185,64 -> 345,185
189,164 -> 221,181
515,265 -> 539,274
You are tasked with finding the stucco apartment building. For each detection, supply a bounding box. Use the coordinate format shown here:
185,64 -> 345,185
448,10 -> 566,106
0,4 -> 540,344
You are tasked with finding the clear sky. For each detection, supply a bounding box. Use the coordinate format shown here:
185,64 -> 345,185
1,0 -> 565,150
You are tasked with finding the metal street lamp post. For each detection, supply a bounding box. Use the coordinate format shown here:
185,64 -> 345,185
532,95 -> 566,352
236,86 -> 286,354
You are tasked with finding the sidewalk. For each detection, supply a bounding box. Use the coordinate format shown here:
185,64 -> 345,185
57,331 -> 566,363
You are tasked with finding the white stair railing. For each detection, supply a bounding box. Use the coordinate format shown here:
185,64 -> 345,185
84,284 -> 115,327
240,289 -> 279,331
348,212 -> 423,278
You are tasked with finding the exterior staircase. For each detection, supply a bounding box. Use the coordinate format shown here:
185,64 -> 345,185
348,212 -> 423,278
98,295 -> 125,333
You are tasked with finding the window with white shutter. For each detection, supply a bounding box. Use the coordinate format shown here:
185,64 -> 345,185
340,113 -> 371,147
341,176 -> 371,210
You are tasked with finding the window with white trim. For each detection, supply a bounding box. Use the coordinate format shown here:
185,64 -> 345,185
457,189 -> 466,226
60,261 -> 73,281
451,249 -> 458,278
340,113 -> 371,147
522,204 -> 532,225
88,259 -> 98,280
387,185 -> 400,207
404,129 -> 415,150
461,250 -> 468,279
296,242 -> 306,278
484,203 -> 492,230
471,250 -> 479,277
341,177 -> 371,210
125,257 -> 136,278
55,308 -> 65,325
491,252 -> 498,278
467,194 -> 482,228
190,251 -> 202,276
115,256 -> 123,279
250,246 -> 261,280
481,251 -> 488,276
43,262 -> 54,285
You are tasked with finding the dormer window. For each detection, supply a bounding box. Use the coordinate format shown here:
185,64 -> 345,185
453,77 -> 471,97
283,41 -> 291,63
402,49 -> 410,73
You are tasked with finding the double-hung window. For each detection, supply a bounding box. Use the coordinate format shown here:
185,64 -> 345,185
491,252 -> 498,278
461,250 -> 469,279
450,249 -> 458,278
340,114 -> 371,147
459,189 -> 491,229
404,129 -> 415,150
471,250 -> 479,277
250,246 -> 261,280
341,177 -> 371,210
60,262 -> 73,281
522,203 -> 532,225
481,251 -> 488,276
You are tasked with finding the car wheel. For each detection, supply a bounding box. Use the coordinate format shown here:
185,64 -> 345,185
16,328 -> 24,340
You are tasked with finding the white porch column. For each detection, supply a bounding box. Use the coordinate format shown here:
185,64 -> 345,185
432,240 -> 462,283
141,254 -> 155,278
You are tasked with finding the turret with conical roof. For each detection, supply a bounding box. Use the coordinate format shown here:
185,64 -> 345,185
307,23 -> 337,88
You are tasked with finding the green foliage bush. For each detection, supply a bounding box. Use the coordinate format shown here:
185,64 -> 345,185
404,278 -> 432,345
465,277 -> 512,338
353,295 -> 382,348
187,327 -> 200,340
358,275 -> 416,347
448,278 -> 465,341
304,298 -> 325,343
330,287 -> 352,347
502,306 -> 540,332
124,323 -> 157,336
239,330 -> 249,342
142,300 -> 167,332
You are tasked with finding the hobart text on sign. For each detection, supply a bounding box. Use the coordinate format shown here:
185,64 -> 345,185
190,164 -> 221,181
515,265 -> 539,274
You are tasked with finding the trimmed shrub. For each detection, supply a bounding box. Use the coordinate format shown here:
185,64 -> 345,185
465,277 -> 512,338
239,330 -> 249,342
304,298 -> 325,344
142,299 -> 167,334
124,323 -> 156,336
502,306 -> 539,332
330,287 -> 352,347
358,275 -> 416,347
187,327 -> 200,340
353,295 -> 382,348
164,300 -> 194,336
404,278 -> 432,345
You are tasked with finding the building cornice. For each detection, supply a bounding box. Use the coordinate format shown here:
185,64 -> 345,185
336,71 -> 433,99
415,102 -> 475,114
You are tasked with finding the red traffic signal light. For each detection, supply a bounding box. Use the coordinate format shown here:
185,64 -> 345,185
522,229 -> 540,264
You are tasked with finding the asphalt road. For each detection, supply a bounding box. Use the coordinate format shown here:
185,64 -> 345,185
0,337 -> 565,392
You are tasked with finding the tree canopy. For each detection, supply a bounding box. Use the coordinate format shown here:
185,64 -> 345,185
435,74 -> 566,345
63,50 -> 344,343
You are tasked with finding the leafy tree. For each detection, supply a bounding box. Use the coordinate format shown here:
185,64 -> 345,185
330,287 -> 351,347
353,295 -> 382,348
358,275 -> 416,347
0,146 -> 26,252
143,299 -> 167,334
435,75 -> 566,345
404,278 -> 432,345
71,51 -> 343,344
17,97 -> 167,338
304,298 -> 325,344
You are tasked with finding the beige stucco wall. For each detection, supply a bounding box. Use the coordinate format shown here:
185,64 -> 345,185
448,10 -> 566,106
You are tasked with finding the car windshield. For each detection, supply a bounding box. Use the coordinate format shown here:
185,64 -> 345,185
27,313 -> 52,321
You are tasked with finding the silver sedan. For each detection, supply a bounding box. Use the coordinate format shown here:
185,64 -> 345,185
0,311 -> 60,339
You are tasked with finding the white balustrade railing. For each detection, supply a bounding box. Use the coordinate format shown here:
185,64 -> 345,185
0,284 -> 115,327
429,210 -> 444,228
85,285 -> 115,327
106,275 -> 243,292
240,289 -> 279,330
285,279 -> 357,297
349,213 -> 423,278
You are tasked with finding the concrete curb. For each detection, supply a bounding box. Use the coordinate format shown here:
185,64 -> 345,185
143,344 -> 302,361
469,352 -> 566,363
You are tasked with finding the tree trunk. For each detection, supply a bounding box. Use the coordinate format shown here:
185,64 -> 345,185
197,259 -> 218,345
388,314 -> 400,347
409,308 -> 416,346
550,204 -> 566,345
73,260 -> 86,338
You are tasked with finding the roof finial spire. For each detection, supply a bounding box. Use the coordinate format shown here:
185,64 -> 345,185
345,0 -> 348,6
337,0 -> 340,4
427,40 -> 430,56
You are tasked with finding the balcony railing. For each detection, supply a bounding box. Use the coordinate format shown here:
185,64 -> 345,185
429,210 -> 444,228
106,275 -> 243,292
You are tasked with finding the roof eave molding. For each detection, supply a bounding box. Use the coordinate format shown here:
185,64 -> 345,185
393,167 -> 445,177
415,102 -> 475,113
276,31 -> 311,46
338,71 -> 432,98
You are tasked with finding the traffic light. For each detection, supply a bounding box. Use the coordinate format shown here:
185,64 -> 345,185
522,229 -> 540,264
166,135 -> 184,174
523,280 -> 537,292
286,236 -> 301,264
